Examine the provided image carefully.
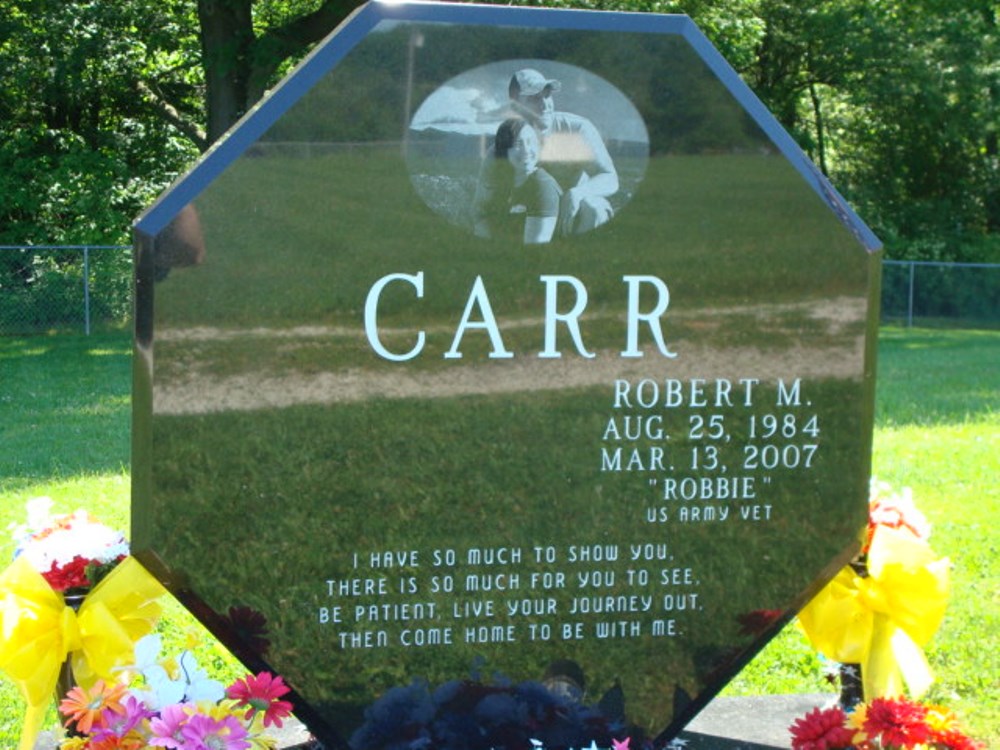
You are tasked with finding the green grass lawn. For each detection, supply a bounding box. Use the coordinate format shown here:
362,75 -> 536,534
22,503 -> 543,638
0,326 -> 996,745
725,327 -> 999,743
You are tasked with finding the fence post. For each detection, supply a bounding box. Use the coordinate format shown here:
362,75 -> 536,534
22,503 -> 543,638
83,246 -> 91,335
906,261 -> 915,328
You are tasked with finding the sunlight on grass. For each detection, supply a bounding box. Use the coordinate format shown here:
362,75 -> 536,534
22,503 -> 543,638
0,346 -> 48,358
724,416 -> 1000,743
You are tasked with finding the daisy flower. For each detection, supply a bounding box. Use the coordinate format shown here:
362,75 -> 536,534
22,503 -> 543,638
59,679 -> 128,734
181,713 -> 251,750
90,695 -> 155,741
148,703 -> 192,748
88,733 -> 148,750
865,482 -> 930,552
226,672 -> 294,728
924,705 -> 985,750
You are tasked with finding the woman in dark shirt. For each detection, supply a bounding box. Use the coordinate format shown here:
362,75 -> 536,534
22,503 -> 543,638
493,118 -> 563,244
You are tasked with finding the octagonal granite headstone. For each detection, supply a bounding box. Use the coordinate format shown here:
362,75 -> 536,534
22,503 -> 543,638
132,2 -> 882,748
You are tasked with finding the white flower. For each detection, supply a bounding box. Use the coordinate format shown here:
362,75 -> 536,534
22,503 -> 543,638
122,635 -> 185,709
8,497 -> 54,544
18,509 -> 128,574
122,634 -> 224,708
869,482 -> 931,540
178,650 -> 225,703
26,496 -> 55,532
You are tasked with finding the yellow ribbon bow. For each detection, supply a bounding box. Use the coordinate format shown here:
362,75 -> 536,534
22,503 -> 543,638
798,525 -> 950,700
0,554 -> 166,750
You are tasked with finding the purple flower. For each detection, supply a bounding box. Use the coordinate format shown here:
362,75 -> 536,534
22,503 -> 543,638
91,695 -> 155,740
149,704 -> 190,748
181,713 -> 251,750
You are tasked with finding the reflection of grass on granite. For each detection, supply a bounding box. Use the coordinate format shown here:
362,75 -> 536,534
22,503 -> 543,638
143,376 -> 868,736
152,151 -> 868,334
153,300 -> 867,384
149,149 -> 873,401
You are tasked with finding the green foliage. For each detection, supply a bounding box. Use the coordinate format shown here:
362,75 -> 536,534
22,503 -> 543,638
194,0 -> 1000,262
881,262 -> 1000,329
0,0 -> 198,333
516,0 -> 1000,263
0,247 -> 132,334
1,0 -> 997,273
505,0 -> 768,74
0,251 -> 85,331
0,0 -> 201,245
825,0 -> 999,262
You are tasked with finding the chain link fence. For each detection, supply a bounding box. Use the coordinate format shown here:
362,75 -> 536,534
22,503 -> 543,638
0,245 -> 131,335
2,248 -> 998,336
881,260 -> 1000,328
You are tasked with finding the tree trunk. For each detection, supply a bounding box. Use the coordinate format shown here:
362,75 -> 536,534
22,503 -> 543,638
809,81 -> 827,175
198,0 -> 254,144
196,0 -> 361,147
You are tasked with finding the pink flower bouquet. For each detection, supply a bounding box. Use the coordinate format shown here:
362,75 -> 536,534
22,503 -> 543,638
58,634 -> 293,749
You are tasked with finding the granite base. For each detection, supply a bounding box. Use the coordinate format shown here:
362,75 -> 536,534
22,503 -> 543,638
269,693 -> 837,750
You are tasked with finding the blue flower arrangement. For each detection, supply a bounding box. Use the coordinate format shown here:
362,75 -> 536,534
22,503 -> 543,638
349,667 -> 640,750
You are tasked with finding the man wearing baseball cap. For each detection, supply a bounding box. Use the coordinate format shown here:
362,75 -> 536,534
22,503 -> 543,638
473,67 -> 619,239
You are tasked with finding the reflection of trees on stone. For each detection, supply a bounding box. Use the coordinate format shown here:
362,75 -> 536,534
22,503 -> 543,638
263,26 -> 769,157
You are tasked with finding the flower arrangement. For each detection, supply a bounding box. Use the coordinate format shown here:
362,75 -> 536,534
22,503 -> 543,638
56,633 -> 293,750
797,480 -> 950,700
9,496 -> 129,593
788,697 -> 984,750
790,482 -> 982,748
864,483 -> 931,550
0,499 -> 166,750
348,671 -> 649,750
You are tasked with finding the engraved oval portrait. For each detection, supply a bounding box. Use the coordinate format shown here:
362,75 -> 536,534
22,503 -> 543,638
406,60 -> 650,244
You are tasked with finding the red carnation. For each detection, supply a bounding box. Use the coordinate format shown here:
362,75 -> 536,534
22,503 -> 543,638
43,555 -> 91,592
789,706 -> 855,750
